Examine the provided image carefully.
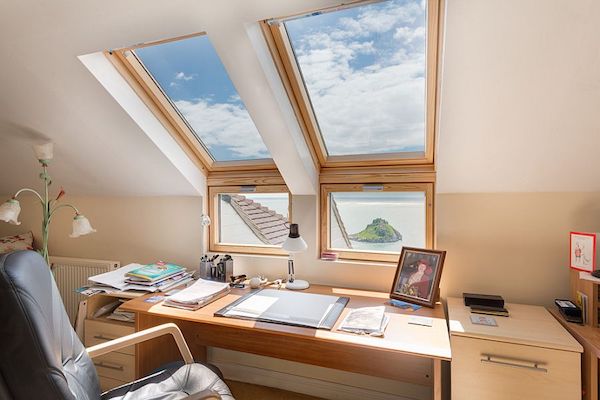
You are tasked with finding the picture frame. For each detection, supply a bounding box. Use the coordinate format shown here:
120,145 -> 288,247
570,232 -> 598,272
390,247 -> 446,308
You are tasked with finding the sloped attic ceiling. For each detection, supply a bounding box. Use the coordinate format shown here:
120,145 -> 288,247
0,0 -> 332,196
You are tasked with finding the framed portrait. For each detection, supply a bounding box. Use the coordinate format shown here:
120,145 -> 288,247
570,232 -> 598,272
390,247 -> 446,308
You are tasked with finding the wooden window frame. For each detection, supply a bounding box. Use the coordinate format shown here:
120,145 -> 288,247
209,185 -> 292,256
320,182 -> 434,263
262,0 -> 442,168
106,32 -> 278,173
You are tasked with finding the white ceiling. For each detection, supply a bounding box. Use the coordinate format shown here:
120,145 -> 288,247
1,0 -> 599,196
0,0 -> 334,196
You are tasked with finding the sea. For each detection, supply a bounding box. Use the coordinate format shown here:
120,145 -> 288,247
332,192 -> 426,252
239,192 -> 425,253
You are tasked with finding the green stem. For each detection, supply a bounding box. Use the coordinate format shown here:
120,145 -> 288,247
42,165 -> 50,265
14,188 -> 44,203
49,203 -> 80,222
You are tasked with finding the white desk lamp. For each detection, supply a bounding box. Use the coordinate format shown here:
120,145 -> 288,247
281,223 -> 308,290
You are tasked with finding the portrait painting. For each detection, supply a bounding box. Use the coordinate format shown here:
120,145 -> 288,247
390,247 -> 446,307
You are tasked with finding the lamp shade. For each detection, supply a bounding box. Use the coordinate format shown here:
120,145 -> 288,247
281,224 -> 307,253
70,214 -> 96,238
0,199 -> 21,225
33,142 -> 54,162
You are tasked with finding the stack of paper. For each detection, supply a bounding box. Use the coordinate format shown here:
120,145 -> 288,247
164,279 -> 230,311
88,263 -> 192,293
338,306 -> 390,336
107,305 -> 136,323
125,262 -> 192,292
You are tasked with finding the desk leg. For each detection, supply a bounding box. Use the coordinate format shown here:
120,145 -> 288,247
135,313 -> 207,378
583,350 -> 598,400
434,358 -> 442,400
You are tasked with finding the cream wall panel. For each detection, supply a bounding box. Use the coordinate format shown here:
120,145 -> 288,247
437,192 -> 600,305
437,0 -> 600,193
0,195 -> 203,269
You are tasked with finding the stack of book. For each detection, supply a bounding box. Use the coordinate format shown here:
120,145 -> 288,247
464,293 -> 509,317
88,262 -> 192,293
124,262 -> 192,292
164,279 -> 230,311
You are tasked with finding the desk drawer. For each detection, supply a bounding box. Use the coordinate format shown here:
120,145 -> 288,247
85,319 -> 135,355
99,376 -> 127,393
93,352 -> 135,382
451,335 -> 580,400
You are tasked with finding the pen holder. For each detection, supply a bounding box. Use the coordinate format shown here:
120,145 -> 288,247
198,261 -> 214,280
210,259 -> 233,282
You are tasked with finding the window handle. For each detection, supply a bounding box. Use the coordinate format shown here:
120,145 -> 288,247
480,354 -> 547,373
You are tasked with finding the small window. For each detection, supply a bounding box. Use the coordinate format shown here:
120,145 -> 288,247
321,183 -> 433,262
209,186 -> 291,255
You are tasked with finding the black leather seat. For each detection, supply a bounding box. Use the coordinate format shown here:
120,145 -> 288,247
0,250 -> 234,400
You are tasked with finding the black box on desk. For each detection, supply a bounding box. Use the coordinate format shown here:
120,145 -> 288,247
463,293 -> 505,308
555,299 -> 583,323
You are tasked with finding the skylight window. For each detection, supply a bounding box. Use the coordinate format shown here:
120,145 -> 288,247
133,35 -> 271,162
265,0 -> 440,166
284,0 -> 427,157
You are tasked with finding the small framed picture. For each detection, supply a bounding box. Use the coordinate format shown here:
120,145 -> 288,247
390,247 -> 446,308
570,232 -> 598,272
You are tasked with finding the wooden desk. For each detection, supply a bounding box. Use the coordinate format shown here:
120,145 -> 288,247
549,307 -> 600,400
121,285 -> 451,399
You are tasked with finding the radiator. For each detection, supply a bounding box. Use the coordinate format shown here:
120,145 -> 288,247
50,256 -> 120,326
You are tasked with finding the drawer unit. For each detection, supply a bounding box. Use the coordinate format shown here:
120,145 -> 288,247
85,318 -> 135,355
448,297 -> 583,400
98,376 -> 126,393
452,335 -> 579,399
83,316 -> 136,391
92,351 -> 135,382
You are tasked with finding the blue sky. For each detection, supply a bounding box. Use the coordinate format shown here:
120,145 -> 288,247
133,0 -> 427,160
285,0 -> 427,156
135,35 -> 270,162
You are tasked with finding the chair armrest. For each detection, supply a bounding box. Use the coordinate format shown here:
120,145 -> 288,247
86,322 -> 193,364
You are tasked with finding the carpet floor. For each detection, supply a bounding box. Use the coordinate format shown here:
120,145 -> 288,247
226,380 -> 325,400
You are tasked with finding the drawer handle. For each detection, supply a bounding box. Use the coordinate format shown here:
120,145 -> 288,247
93,334 -> 117,342
94,361 -> 124,372
481,354 -> 548,373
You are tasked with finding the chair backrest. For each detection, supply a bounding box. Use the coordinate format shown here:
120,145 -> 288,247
0,250 -> 101,400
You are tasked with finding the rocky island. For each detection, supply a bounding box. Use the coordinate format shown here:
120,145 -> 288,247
349,218 -> 402,243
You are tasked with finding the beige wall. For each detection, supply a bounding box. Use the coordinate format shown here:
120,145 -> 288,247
0,195 -> 203,269
224,193 -> 600,306
437,192 -> 600,305
3,192 -> 597,307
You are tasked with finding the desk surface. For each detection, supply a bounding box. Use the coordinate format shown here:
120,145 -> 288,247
122,284 -> 451,361
448,297 -> 582,353
548,307 -> 600,357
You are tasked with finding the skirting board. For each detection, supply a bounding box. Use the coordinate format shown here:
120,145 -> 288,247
214,361 -> 430,400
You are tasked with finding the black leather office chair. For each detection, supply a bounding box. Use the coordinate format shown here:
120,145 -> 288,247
0,250 -> 234,400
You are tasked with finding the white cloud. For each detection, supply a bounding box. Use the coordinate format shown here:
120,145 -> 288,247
174,71 -> 195,81
174,99 -> 269,160
290,0 -> 427,155
394,26 -> 426,45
